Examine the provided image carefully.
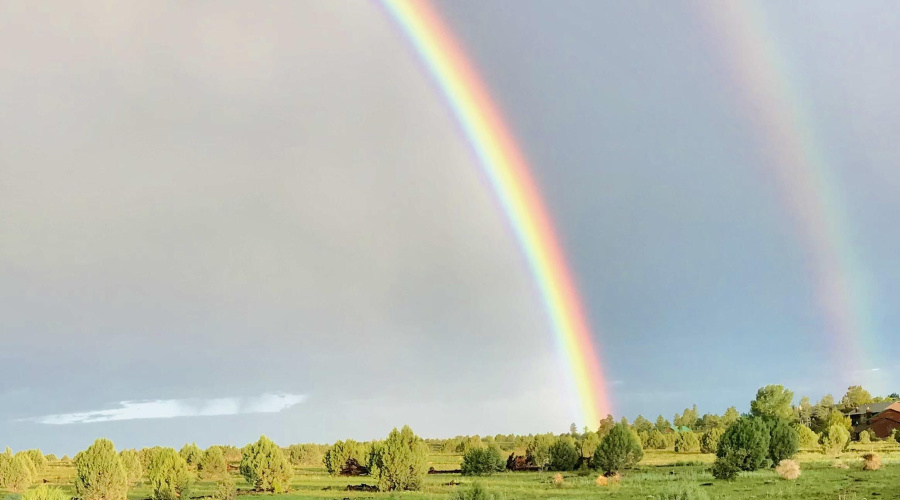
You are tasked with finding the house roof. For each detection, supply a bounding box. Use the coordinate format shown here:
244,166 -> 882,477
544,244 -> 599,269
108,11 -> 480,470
669,425 -> 691,432
847,401 -> 895,416
869,402 -> 900,421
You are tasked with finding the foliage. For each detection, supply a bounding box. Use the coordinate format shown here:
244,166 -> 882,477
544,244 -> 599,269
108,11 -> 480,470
45,454 -> 58,462
579,432 -> 600,458
653,481 -> 710,500
240,436 -> 293,493
700,428 -> 724,454
119,449 -> 143,485
655,415 -> 671,432
525,434 -> 554,469
711,450 -> 741,480
450,482 -> 505,500
647,430 -> 668,450
368,425 -> 429,492
13,452 -> 38,479
287,444 -> 322,466
198,446 -> 227,479
22,485 -> 69,500
674,431 -> 700,453
592,423 -> 643,475
673,405 -> 699,429
775,459 -> 800,480
212,475 -> 236,500
859,430 -> 871,444
716,417 -> 770,471
177,443 -> 202,468
548,436 -> 579,471
74,438 -> 128,500
795,424 -> 820,448
2,454 -> 34,492
767,418 -> 799,464
750,385 -> 794,420
721,407 -> 740,427
633,415 -> 653,434
841,385 -> 873,409
323,440 -> 367,475
597,414 -> 616,438
821,425 -> 850,455
461,445 -> 505,476
23,450 -> 47,473
146,447 -> 191,500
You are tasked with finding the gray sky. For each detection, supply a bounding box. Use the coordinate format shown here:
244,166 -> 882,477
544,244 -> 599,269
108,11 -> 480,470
1,1 -> 897,455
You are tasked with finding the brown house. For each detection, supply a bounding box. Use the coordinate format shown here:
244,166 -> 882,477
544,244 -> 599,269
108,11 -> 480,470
865,402 -> 900,439
848,401 -> 895,428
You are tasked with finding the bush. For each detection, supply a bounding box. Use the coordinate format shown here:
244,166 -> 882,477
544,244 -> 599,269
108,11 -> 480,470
674,432 -> 700,453
822,424 -> 850,455
858,430 -> 871,444
322,440 -> 367,475
449,482 -> 504,500
147,448 -> 191,500
461,445 -> 505,476
700,428 -> 724,454
198,447 -> 227,479
647,430 -> 668,450
775,459 -> 800,480
767,419 -> 799,464
15,452 -> 38,478
861,452 -> 881,471
794,425 -> 819,448
711,450 -> 741,480
212,475 -> 236,500
240,436 -> 293,493
716,417 -> 770,471
24,450 -> 47,473
119,449 -> 143,485
178,443 -> 202,468
45,454 -> 59,463
525,434 -> 554,469
3,454 -> 34,492
22,485 -> 69,500
75,438 -> 128,500
592,423 -> 643,475
287,444 -> 322,466
368,425 -> 429,492
653,481 -> 711,500
548,437 -> 579,471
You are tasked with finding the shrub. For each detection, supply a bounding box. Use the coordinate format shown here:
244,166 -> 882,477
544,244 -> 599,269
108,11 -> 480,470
548,437 -> 579,471
525,434 -> 554,469
716,417 -> 770,471
674,432 -> 700,453
775,459 -> 800,480
767,419 -> 799,464
240,436 -> 293,493
119,449 -> 143,485
147,448 -> 191,500
794,424 -> 820,448
3,454 -> 34,492
75,438 -> 128,500
178,443 -> 202,468
858,430 -> 871,444
212,475 -> 236,500
653,481 -> 711,500
198,447 -> 227,479
461,445 -> 505,476
711,450 -> 741,480
861,452 -> 881,471
287,444 -> 321,466
822,424 -> 850,455
45,454 -> 58,463
219,446 -> 242,463
700,428 -> 724,454
21,485 -> 69,500
449,482 -> 504,500
14,452 -> 38,480
322,440 -> 366,475
592,423 -> 643,475
368,426 -> 429,492
24,450 -> 47,473
647,430 -> 668,450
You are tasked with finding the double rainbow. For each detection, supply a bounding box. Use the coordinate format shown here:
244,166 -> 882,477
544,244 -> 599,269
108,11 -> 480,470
380,0 -> 609,426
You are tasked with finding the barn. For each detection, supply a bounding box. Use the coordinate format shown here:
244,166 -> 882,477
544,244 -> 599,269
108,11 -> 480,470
865,402 -> 900,439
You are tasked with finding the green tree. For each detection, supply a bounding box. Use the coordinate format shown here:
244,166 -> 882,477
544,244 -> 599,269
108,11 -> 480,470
821,425 -> 850,455
178,443 -> 202,468
569,423 -> 578,436
525,434 -> 554,469
716,417 -> 770,471
811,394 -> 836,433
322,440 -> 366,475
750,385 -> 794,420
695,413 -> 723,432
794,424 -> 820,448
579,432 -> 600,458
240,436 -> 292,493
591,423 -> 643,475
460,445 -> 504,476
700,428 -> 724,454
674,431 -> 700,453
647,430 -> 667,450
23,450 -> 47,473
212,476 -> 236,500
674,405 -> 699,429
654,415 -> 671,432
767,419 -> 799,464
14,452 -> 38,479
722,407 -> 740,427
3,454 -> 34,492
119,449 -> 143,486
548,436 -> 579,471
632,415 -> 653,434
597,414 -> 615,438
147,448 -> 191,500
368,425 -> 429,492
22,485 -> 68,500
198,447 -> 227,479
796,396 -> 813,427
75,438 -> 128,500
840,386 -> 873,409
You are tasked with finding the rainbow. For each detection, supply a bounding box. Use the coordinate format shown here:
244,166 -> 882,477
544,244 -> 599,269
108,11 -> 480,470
699,3 -> 869,376
379,0 -> 610,426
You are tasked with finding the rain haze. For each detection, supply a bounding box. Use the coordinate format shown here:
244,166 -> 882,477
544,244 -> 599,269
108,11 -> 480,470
1,1 -> 897,456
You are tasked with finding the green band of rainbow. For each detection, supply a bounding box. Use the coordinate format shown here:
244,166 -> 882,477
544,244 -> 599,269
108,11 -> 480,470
380,0 -> 609,426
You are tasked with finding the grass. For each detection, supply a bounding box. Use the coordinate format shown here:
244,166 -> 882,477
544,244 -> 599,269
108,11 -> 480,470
4,443 -> 898,500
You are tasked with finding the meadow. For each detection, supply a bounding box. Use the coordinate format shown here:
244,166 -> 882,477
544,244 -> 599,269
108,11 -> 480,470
12,441 -> 899,500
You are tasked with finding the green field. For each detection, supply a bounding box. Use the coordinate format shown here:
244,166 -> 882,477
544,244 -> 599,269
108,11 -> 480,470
10,442 -> 899,500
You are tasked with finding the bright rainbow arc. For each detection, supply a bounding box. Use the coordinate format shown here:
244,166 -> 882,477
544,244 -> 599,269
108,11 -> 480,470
700,3 -> 869,376
380,0 -> 609,426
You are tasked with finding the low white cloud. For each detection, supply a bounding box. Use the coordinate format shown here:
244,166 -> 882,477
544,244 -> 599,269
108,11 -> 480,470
31,393 -> 306,425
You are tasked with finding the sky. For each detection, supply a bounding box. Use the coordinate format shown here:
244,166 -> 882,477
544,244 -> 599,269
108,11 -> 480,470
0,0 -> 897,455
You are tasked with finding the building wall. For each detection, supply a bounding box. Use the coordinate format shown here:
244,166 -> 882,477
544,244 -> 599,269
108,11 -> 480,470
869,410 -> 900,439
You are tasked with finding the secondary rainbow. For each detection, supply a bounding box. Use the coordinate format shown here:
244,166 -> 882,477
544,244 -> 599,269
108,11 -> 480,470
379,0 -> 609,426
699,3 -> 871,376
